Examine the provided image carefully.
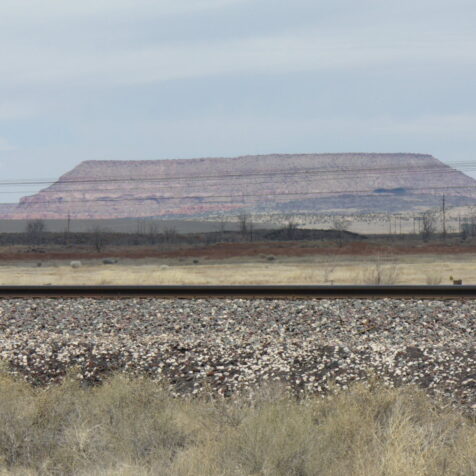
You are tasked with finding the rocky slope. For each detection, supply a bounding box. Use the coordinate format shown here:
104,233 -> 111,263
7,153 -> 476,219
1,298 -> 474,411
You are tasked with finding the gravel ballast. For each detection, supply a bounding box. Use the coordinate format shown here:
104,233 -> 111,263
0,298 -> 474,411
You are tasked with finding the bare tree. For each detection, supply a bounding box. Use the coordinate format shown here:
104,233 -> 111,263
147,222 -> 160,245
421,210 -> 436,241
92,226 -> 107,253
238,213 -> 248,238
26,219 -> 46,244
461,210 -> 476,241
332,216 -> 349,247
26,219 -> 45,235
284,216 -> 298,240
163,226 -> 177,244
136,219 -> 147,236
238,213 -> 254,241
217,216 -> 227,242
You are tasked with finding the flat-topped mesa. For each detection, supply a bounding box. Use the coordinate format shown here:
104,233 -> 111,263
11,153 -> 476,219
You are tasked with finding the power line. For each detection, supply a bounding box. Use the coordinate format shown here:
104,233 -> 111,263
0,161 -> 475,188
1,163 -> 476,197
13,183 -> 476,208
1,166 -> 475,196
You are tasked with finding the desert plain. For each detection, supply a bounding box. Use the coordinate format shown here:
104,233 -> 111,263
1,240 -> 476,285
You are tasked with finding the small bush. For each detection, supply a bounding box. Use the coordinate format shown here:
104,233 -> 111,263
361,262 -> 399,285
102,258 -> 118,265
322,264 -> 335,283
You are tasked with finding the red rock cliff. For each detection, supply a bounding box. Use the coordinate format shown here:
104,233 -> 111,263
9,153 -> 476,219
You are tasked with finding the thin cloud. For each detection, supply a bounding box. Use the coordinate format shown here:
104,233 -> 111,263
375,114 -> 476,137
139,113 -> 476,138
0,100 -> 37,120
0,0 -> 474,188
0,138 -> 16,151
1,29 -> 475,86
0,0 -> 249,22
88,113 -> 475,158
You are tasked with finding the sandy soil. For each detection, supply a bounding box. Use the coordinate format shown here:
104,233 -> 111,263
3,240 -> 476,262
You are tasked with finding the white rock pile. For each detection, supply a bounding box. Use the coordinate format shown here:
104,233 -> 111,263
0,298 -> 474,411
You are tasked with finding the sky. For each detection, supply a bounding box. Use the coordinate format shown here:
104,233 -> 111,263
0,0 -> 475,202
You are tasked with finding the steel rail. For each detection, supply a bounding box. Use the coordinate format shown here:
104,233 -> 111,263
0,285 -> 475,299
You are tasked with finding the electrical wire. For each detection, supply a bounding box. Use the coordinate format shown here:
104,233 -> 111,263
0,159 -> 474,208
12,183 -> 476,208
1,163 -> 476,197
0,159 -> 475,188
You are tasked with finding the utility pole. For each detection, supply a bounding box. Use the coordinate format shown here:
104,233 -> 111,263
63,212 -> 71,246
442,195 -> 446,238
417,216 -> 422,234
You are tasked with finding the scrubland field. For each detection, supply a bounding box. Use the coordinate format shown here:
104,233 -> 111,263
1,253 -> 476,285
1,240 -> 475,475
0,372 -> 474,476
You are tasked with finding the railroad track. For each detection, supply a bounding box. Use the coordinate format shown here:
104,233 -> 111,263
0,285 -> 475,298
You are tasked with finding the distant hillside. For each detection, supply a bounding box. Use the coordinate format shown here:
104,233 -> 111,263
5,153 -> 476,219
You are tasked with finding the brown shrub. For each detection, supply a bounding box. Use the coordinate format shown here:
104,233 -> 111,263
0,371 -> 474,475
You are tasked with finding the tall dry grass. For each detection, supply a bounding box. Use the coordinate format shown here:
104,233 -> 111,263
1,253 -> 473,285
359,262 -> 400,285
0,370 -> 474,475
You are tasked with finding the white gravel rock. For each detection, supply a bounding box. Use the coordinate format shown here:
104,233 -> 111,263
0,298 -> 474,412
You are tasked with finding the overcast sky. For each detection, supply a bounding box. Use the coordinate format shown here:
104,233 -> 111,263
0,0 -> 475,201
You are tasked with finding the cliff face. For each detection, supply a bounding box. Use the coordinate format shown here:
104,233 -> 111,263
8,153 -> 476,219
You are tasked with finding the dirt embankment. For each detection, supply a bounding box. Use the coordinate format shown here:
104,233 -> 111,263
1,240 -> 476,263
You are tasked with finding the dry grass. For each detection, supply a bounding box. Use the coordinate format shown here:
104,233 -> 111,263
359,262 -> 400,285
426,274 -> 443,285
2,253 -> 476,285
0,371 -> 474,475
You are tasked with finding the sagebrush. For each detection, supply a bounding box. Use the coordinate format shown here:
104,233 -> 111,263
0,372 -> 474,475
